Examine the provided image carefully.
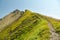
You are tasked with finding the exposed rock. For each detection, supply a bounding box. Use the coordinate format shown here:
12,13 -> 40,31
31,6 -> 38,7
0,9 -> 24,32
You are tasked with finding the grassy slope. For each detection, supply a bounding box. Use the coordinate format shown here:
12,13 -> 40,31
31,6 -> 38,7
0,10 -> 32,40
36,13 -> 60,35
0,10 -> 60,40
46,18 -> 60,34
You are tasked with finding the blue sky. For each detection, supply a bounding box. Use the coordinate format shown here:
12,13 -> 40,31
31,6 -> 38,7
0,0 -> 60,19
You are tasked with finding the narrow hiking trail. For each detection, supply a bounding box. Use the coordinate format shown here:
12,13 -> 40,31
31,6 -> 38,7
47,19 -> 60,40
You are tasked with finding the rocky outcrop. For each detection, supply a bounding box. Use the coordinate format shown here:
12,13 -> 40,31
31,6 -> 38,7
0,9 -> 24,32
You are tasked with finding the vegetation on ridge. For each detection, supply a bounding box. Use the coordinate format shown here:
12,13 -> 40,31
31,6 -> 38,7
0,10 -> 60,40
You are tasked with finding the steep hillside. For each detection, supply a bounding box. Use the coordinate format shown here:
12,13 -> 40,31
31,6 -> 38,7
0,9 -> 60,40
0,9 -> 24,32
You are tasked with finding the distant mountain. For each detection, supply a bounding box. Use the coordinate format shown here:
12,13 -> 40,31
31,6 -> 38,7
0,9 -> 60,40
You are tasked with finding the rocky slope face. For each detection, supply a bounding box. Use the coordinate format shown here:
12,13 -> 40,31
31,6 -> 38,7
0,9 -> 24,32
0,9 -> 60,40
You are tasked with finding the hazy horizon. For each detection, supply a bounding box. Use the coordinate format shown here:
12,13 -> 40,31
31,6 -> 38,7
0,0 -> 60,19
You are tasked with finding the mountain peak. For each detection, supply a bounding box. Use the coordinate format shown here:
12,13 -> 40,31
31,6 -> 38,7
12,9 -> 20,13
25,9 -> 31,12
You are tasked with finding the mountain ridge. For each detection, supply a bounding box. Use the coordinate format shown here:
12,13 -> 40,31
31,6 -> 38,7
0,9 -> 60,40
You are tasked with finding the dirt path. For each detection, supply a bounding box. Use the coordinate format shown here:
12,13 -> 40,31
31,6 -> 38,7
38,15 -> 60,40
47,19 -> 60,40
37,15 -> 60,40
